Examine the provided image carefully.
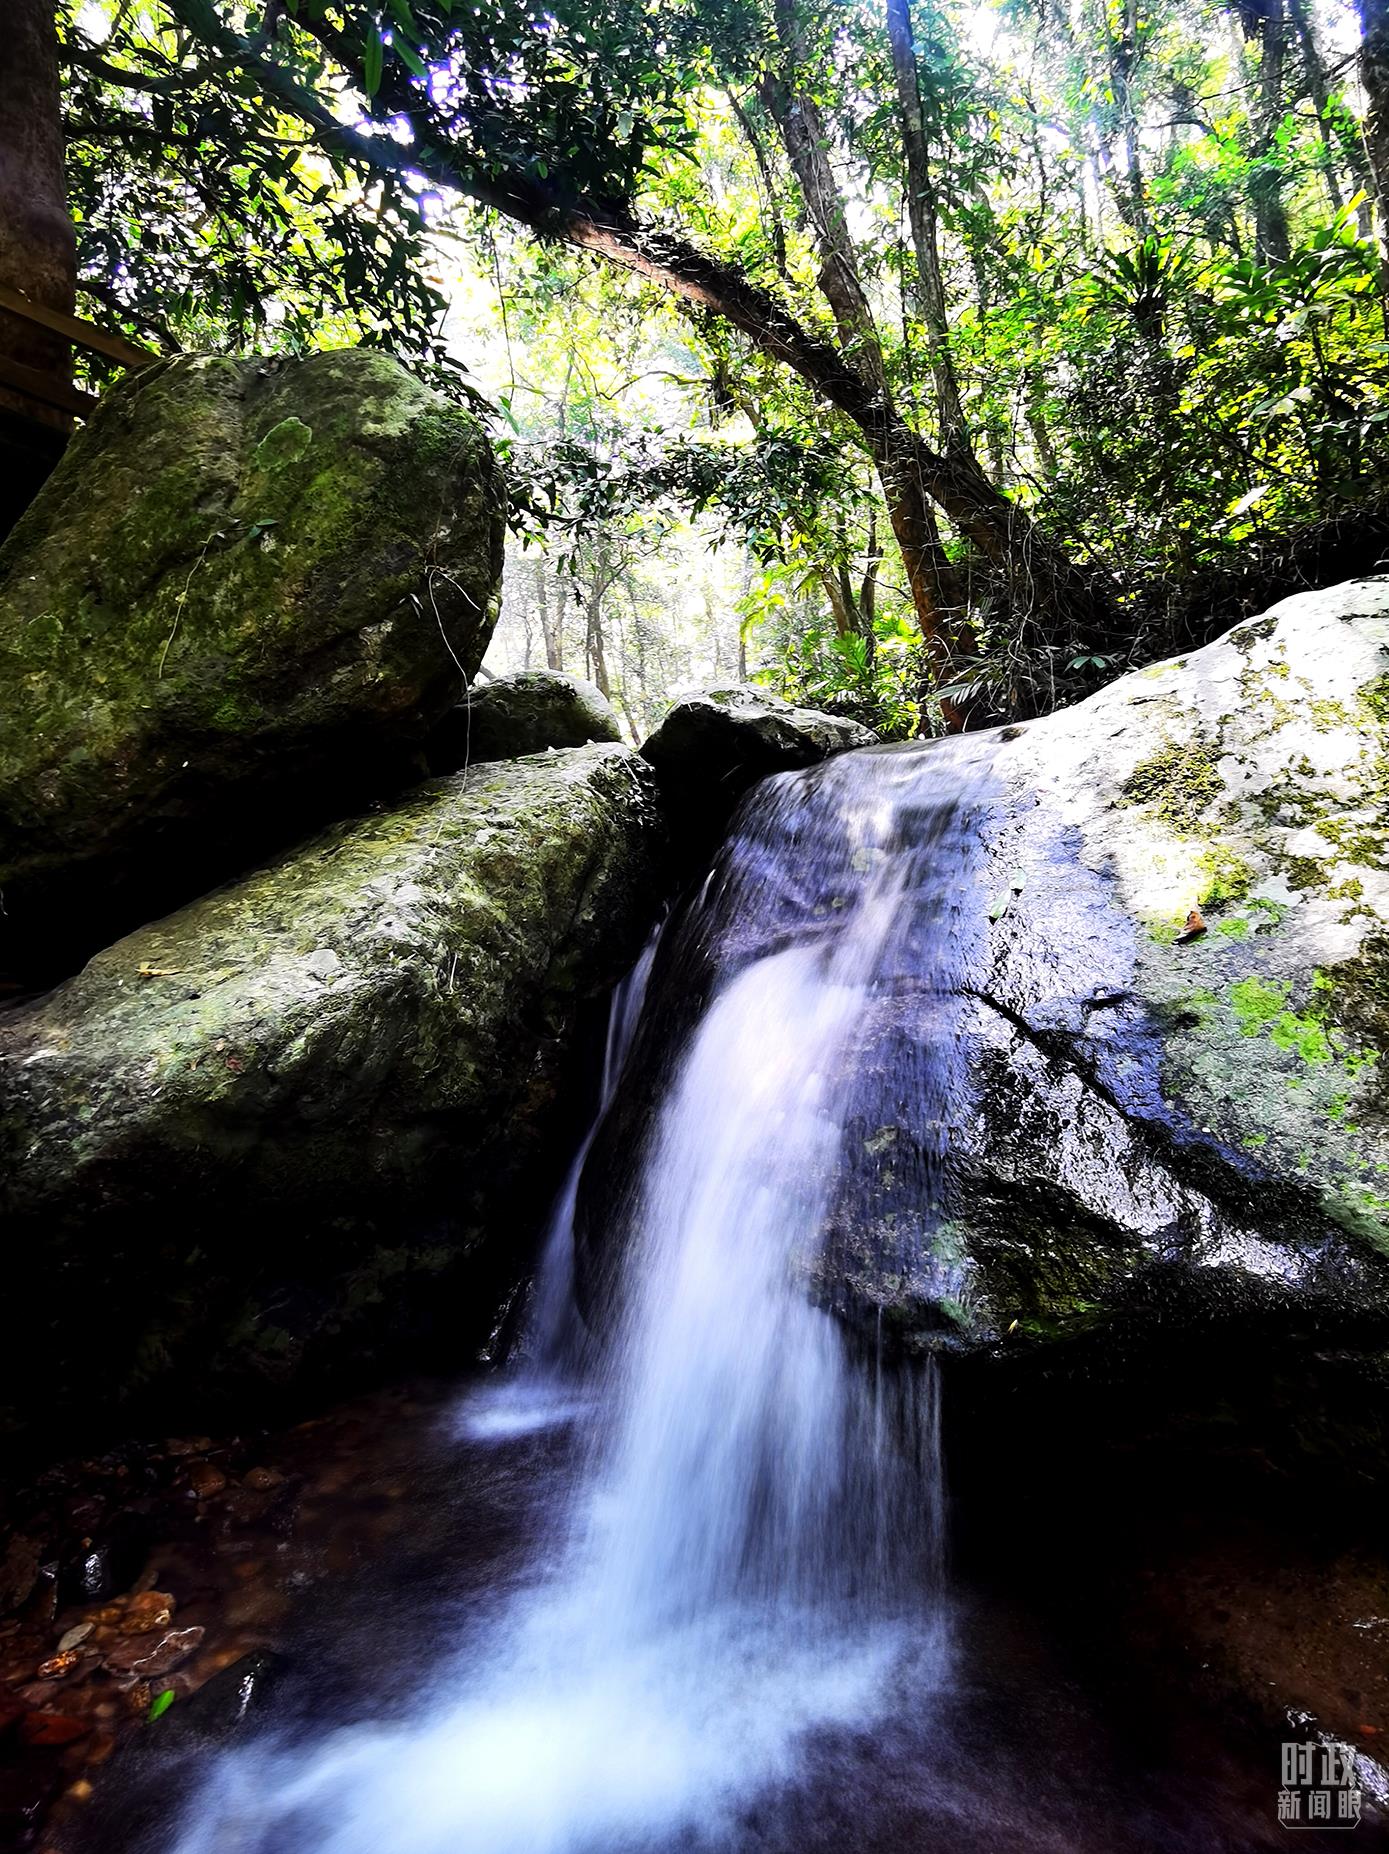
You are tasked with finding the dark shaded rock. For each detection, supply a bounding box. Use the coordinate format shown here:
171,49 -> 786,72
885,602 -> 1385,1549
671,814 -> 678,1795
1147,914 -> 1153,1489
426,669 -> 621,772
0,349 -> 506,982
155,1650 -> 286,1745
183,1462 -> 227,1501
0,744 -> 664,1451
639,686 -> 874,856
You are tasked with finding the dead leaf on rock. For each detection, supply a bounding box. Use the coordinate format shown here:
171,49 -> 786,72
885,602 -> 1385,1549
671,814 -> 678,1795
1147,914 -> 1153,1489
1176,908 -> 1207,943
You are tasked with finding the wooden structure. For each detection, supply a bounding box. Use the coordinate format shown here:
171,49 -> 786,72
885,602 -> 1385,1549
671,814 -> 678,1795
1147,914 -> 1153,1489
0,284 -> 155,538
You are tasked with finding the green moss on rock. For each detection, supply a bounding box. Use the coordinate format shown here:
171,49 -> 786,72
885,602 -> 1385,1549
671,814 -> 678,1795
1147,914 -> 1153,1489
0,350 -> 506,970
0,743 -> 665,1441
1119,736 -> 1223,831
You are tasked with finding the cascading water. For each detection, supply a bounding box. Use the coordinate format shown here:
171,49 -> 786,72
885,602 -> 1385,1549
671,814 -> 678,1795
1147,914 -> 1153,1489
166,738 -> 997,1854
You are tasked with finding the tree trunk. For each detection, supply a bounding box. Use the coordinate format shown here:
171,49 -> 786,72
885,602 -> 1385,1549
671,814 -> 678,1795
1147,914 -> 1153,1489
883,0 -> 970,450
760,16 -> 966,669
1360,0 -> 1389,246
1251,0 -> 1292,262
536,558 -> 563,671
584,558 -> 612,698
0,0 -> 77,530
1101,0 -> 1147,234
1286,0 -> 1344,212
0,0 -> 75,415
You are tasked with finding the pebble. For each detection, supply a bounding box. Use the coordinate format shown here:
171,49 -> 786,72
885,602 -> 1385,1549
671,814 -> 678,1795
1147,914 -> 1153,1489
186,1461 -> 228,1500
35,1651 -> 78,1680
105,1626 -> 204,1677
241,1467 -> 284,1492
56,1624 -> 93,1653
93,1591 -> 173,1634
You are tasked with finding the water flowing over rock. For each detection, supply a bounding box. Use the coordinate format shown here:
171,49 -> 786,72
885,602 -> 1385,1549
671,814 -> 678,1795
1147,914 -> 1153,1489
584,578 -> 1389,1468
639,685 -> 875,852
0,744 -> 663,1446
426,669 -> 621,773
148,704 -> 948,1854
0,350 -> 505,979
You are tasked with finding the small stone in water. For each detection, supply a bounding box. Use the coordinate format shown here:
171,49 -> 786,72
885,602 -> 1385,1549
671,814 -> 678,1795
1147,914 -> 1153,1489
106,1626 -> 204,1677
113,1591 -> 174,1633
185,1461 -> 227,1499
56,1624 -> 93,1653
240,1467 -> 283,1491
35,1651 -> 78,1679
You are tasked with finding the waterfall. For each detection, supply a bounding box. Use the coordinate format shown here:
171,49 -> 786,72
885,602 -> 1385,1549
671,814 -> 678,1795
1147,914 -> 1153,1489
169,738 -> 994,1854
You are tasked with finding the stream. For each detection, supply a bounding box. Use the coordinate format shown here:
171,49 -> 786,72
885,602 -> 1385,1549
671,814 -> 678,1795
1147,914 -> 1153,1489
65,742 -> 1389,1852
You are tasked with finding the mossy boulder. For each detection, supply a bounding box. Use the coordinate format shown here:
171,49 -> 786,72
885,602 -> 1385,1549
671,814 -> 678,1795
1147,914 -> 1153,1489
426,669 -> 621,772
586,580 -> 1389,1444
0,349 -> 505,980
819,577 -> 1389,1370
640,686 -> 875,854
0,743 -> 663,1449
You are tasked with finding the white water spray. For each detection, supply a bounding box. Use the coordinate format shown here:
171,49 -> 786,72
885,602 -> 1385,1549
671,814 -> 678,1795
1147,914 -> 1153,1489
169,740 -> 992,1854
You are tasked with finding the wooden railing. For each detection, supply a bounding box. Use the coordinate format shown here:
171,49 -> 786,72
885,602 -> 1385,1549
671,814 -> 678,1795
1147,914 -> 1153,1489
0,283 -> 155,419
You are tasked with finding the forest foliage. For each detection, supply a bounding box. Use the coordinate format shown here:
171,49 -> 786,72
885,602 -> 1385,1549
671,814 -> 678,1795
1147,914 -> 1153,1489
56,0 -> 1389,731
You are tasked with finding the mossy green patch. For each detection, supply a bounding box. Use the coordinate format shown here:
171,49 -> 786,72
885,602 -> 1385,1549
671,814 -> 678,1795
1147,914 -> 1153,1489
1196,842 -> 1254,907
253,416 -> 313,470
0,350 -> 506,960
1228,974 -> 1333,1062
1120,735 -> 1224,831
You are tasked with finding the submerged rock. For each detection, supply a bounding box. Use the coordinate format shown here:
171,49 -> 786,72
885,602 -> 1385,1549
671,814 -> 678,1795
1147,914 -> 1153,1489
0,350 -> 505,979
426,669 -> 622,772
640,685 -> 875,851
0,744 -> 664,1445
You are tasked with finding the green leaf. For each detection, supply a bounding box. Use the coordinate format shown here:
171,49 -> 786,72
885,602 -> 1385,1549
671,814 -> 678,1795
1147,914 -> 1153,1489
393,35 -> 427,77
148,1688 -> 176,1722
362,27 -> 383,96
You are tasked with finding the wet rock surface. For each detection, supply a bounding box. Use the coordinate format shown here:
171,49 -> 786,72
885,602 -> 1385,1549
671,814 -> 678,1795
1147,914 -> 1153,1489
581,581 -> 1389,1474
0,744 -> 665,1449
639,685 -> 875,856
0,350 -> 505,982
897,576 -> 1389,1374
426,670 -> 622,772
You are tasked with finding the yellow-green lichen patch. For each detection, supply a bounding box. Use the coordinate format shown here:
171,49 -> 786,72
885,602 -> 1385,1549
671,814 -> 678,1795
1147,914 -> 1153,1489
1228,974 -> 1335,1063
1120,735 -> 1225,832
1358,673 -> 1389,726
1196,843 -> 1255,908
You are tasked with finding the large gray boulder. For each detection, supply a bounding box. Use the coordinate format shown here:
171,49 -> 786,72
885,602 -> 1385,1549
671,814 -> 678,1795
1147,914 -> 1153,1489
0,743 -> 663,1444
815,578 -> 1389,1360
426,669 -> 621,772
0,349 -> 505,980
640,686 -> 875,849
581,579 -> 1389,1477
